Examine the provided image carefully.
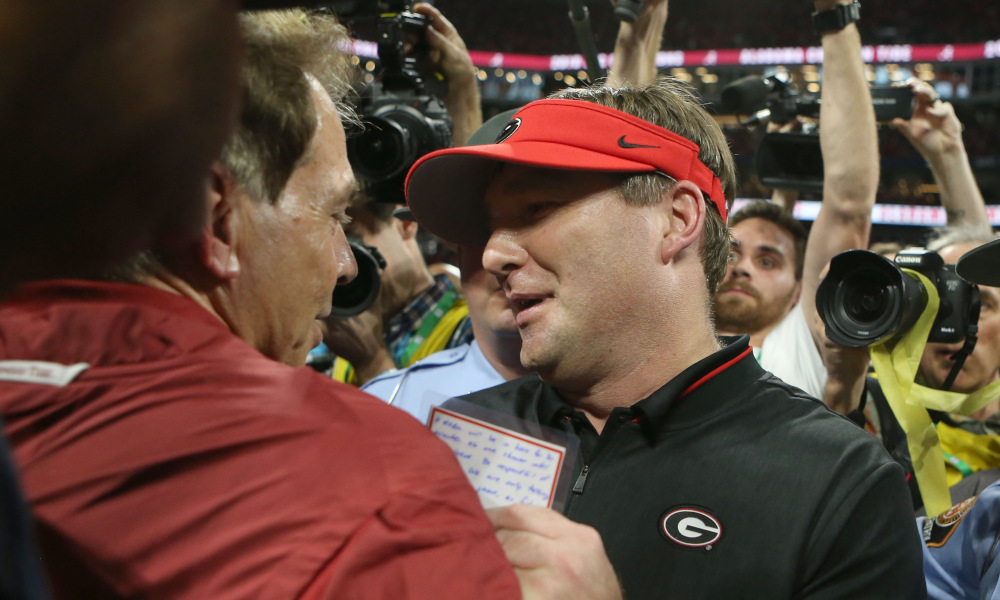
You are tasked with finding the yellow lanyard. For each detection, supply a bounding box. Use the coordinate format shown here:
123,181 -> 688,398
870,269 -> 1000,516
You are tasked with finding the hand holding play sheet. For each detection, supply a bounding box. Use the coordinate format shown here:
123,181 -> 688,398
487,504 -> 623,600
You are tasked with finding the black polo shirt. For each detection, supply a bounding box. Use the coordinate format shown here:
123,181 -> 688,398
462,336 -> 925,600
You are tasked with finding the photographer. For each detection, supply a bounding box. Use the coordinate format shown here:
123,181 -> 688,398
824,226 -> 1000,511
920,239 -> 1000,600
823,81 -> 993,416
819,78 -> 1000,510
322,2 -> 480,385
892,80 -> 991,233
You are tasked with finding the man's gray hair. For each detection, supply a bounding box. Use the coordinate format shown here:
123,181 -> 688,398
927,223 -> 998,253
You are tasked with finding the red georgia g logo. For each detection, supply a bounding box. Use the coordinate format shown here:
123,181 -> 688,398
661,508 -> 722,548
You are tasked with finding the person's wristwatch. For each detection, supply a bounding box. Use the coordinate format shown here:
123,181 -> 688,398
812,1 -> 861,35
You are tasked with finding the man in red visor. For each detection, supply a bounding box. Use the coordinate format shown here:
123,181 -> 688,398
405,81 -> 925,599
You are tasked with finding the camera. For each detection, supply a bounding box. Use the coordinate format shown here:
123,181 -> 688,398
722,75 -> 916,192
333,0 -> 454,204
816,248 -> 980,348
720,74 -> 821,127
330,239 -> 386,318
720,74 -> 824,192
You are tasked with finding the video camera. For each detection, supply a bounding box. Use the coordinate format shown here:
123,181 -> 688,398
332,0 -> 453,204
721,74 -> 916,193
720,74 -> 820,128
720,74 -> 824,192
816,248 -> 981,350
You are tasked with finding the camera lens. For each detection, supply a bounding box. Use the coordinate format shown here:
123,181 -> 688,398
817,250 -> 928,347
349,116 -> 413,182
844,279 -> 888,322
330,242 -> 384,318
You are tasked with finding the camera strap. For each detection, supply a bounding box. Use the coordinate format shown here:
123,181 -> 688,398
870,269 -> 1000,516
942,289 -> 982,391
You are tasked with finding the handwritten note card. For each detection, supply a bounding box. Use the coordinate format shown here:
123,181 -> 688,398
429,406 -> 566,509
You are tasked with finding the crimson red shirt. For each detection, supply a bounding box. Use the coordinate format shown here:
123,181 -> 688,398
0,280 -> 520,600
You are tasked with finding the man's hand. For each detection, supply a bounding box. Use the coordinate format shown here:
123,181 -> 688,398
890,79 -> 989,231
486,504 -> 623,600
606,0 -> 669,87
819,332 -> 870,416
322,305 -> 395,385
891,80 -> 963,161
412,2 -> 482,146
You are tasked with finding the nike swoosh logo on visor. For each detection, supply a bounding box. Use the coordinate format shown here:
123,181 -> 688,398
617,135 -> 659,149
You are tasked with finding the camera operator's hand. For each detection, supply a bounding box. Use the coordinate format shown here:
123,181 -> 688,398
412,3 -> 482,147
487,504 -> 623,600
891,80 -> 962,162
814,266 -> 870,416
820,331 -> 870,416
323,303 -> 395,386
606,0 -> 669,87
891,79 -> 989,231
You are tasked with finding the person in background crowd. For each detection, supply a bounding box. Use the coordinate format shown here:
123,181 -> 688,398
822,82 -> 999,510
319,2 -> 482,386
0,10 -> 618,599
921,237 -> 1000,600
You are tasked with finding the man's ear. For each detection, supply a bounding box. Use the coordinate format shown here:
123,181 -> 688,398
199,164 -> 241,280
660,179 -> 708,265
790,279 -> 803,308
397,217 -> 420,241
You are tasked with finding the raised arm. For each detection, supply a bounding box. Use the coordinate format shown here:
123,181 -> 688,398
414,2 -> 483,146
605,0 -> 669,88
800,0 -> 879,352
892,80 -> 990,232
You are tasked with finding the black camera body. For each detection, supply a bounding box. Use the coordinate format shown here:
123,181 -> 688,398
340,0 -> 454,204
722,76 -> 915,192
720,74 -> 824,192
719,74 -> 821,126
817,248 -> 980,348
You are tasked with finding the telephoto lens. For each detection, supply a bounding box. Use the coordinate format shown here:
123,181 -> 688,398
330,241 -> 386,318
816,249 -> 928,347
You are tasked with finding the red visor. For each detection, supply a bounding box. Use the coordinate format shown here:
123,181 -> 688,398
404,98 -> 728,246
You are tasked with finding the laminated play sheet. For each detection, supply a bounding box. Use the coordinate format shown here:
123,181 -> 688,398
427,400 -> 578,510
